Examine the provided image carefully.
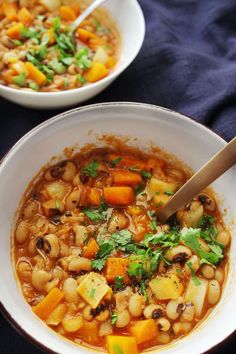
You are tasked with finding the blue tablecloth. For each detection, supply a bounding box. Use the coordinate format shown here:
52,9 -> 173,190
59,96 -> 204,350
0,0 -> 235,353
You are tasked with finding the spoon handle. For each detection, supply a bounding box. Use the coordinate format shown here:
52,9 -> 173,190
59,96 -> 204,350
71,0 -> 107,30
157,136 -> 236,223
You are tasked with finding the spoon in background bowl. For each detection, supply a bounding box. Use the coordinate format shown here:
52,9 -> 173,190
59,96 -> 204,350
70,0 -> 107,31
156,136 -> 236,223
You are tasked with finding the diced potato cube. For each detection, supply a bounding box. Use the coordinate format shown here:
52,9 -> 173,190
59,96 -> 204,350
185,277 -> 208,317
107,335 -> 139,354
45,181 -> 69,199
149,274 -> 183,300
46,303 -> 67,326
61,315 -> 83,332
77,272 -> 110,308
153,193 -> 170,207
149,177 -> 178,195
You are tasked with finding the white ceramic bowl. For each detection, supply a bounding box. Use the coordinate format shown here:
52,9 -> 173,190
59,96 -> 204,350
0,102 -> 235,354
0,1 -> 145,109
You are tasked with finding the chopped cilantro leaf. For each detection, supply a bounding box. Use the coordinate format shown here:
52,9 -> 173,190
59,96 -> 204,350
77,74 -> 87,84
181,227 -> 223,265
76,47 -> 92,70
187,261 -> 201,286
111,312 -> 118,325
91,258 -> 106,271
12,39 -> 23,46
129,166 -> 151,179
21,27 -> 39,39
134,184 -> 145,195
110,157 -> 122,166
83,209 -> 106,222
114,276 -> 124,290
12,72 -> 26,86
110,230 -> 132,248
51,17 -> 61,32
82,161 -> 99,177
96,241 -> 114,259
165,191 -> 174,196
49,58 -> 66,74
29,82 -> 39,91
61,57 -> 74,66
140,281 -> 149,303
156,201 -> 164,207
149,220 -> 157,231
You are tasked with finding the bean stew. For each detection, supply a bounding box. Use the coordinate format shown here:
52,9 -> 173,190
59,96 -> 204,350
14,145 -> 230,353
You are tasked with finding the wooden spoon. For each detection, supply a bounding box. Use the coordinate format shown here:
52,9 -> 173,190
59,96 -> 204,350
71,0 -> 107,31
156,136 -> 236,223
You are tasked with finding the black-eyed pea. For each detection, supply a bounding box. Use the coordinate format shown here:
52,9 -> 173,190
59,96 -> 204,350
143,304 -> 164,319
63,278 -> 79,303
177,201 -> 203,227
183,255 -> 200,276
22,200 -> 38,219
96,309 -> 110,322
65,189 -> 81,210
157,317 -> 171,332
32,268 -> 52,291
115,310 -> 131,328
17,261 -> 32,282
61,315 -> 83,333
198,238 -> 210,252
73,225 -> 88,247
200,264 -> 215,280
32,255 -> 45,268
82,305 -> 93,321
214,268 -> 224,284
166,298 -> 183,320
61,161 -> 77,182
207,280 -> 220,305
107,211 -> 128,233
182,322 -> 192,333
128,294 -> 145,317
59,241 -> 70,257
52,267 -> 64,281
15,220 -> 30,244
166,245 -> 192,262
68,257 -> 92,272
99,320 -> 113,337
216,230 -> 231,247
28,238 -> 37,256
44,234 -> 60,258
180,303 -> 194,322
158,333 -> 170,344
45,278 -> 59,293
172,322 -> 183,336
198,193 -> 216,212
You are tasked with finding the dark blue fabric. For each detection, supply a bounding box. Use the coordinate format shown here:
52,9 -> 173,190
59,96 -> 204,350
0,1 -> 236,353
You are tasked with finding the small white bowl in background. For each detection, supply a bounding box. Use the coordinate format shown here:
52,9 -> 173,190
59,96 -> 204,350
0,102 -> 235,354
0,0 -> 145,109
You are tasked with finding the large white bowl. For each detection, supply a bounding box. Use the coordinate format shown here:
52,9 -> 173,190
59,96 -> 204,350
0,1 -> 145,109
0,102 -> 235,354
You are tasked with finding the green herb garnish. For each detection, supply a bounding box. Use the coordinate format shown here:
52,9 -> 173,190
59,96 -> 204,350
12,72 -> 26,86
91,258 -> 106,271
82,161 -> 99,177
110,157 -> 122,166
83,209 -> 106,223
165,191 -> 174,196
187,261 -> 201,286
114,276 -> 124,290
111,312 -> 118,325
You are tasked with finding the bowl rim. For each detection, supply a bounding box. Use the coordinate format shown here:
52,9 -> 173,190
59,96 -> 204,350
0,102 -> 234,354
0,0 -> 145,97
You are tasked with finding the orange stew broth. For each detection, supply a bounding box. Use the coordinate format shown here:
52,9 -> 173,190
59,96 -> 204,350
14,146 -> 229,353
